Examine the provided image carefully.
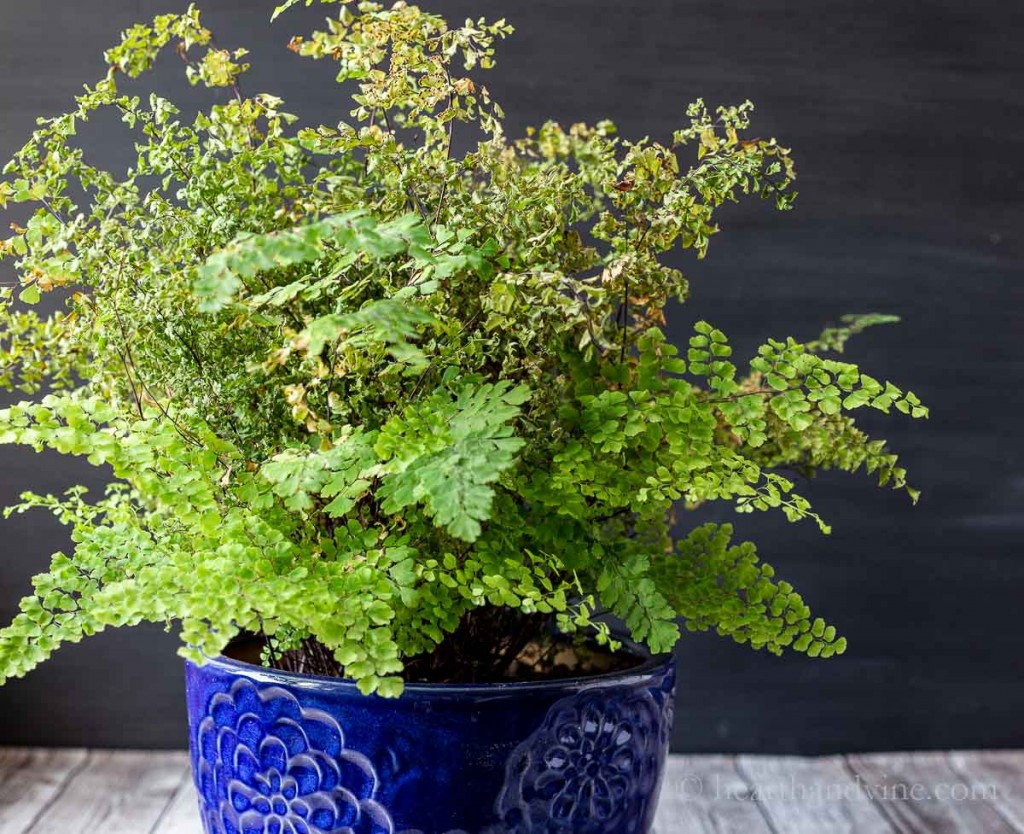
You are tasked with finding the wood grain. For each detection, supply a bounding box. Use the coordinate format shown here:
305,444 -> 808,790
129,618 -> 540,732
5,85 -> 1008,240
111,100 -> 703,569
948,751 -> 1024,833
150,772 -> 201,834
847,752 -> 1022,834
0,749 -> 88,834
21,750 -> 187,834
653,755 -> 774,833
739,754 -> 895,834
0,750 -> 1023,833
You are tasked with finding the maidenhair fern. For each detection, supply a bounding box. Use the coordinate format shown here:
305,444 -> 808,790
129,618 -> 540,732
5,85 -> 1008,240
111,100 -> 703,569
0,0 -> 927,694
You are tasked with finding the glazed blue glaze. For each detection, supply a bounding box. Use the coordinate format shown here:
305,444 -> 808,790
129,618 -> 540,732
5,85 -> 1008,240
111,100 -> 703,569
185,647 -> 675,834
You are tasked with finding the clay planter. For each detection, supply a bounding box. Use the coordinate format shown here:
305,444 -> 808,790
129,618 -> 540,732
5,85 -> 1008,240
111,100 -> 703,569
185,645 -> 675,834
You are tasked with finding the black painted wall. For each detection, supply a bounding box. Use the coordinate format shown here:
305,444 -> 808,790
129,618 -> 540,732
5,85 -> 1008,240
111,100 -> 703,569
0,0 -> 1021,753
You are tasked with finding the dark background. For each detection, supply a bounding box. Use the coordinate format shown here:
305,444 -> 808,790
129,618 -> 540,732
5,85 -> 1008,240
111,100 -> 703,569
0,0 -> 1020,754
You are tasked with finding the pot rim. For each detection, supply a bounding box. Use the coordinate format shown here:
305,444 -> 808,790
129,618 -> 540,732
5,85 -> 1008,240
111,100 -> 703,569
196,637 -> 674,697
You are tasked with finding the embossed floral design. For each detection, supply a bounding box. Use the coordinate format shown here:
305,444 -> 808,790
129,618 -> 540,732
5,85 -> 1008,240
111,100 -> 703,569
193,678 -> 394,834
494,688 -> 667,834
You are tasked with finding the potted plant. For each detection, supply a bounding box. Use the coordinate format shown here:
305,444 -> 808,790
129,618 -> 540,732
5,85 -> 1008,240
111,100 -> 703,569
0,1 -> 927,832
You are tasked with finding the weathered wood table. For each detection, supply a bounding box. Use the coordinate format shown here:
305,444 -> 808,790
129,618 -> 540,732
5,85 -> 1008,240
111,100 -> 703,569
0,749 -> 1021,833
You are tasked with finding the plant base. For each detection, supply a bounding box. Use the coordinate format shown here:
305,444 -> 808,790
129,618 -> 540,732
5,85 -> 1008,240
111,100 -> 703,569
186,644 -> 675,834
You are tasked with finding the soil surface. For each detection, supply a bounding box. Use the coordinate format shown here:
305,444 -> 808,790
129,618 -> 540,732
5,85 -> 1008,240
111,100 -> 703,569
226,632 -> 646,685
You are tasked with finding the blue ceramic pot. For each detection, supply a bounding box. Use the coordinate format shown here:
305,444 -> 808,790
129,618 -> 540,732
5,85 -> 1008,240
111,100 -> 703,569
185,645 -> 675,834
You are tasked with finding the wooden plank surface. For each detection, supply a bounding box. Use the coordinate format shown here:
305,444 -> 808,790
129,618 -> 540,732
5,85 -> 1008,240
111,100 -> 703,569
653,755 -> 775,834
847,752 -> 1024,834
150,772 -> 200,834
0,750 -> 1022,834
739,754 -> 896,834
20,750 -> 187,834
949,751 -> 1024,832
0,748 -> 88,834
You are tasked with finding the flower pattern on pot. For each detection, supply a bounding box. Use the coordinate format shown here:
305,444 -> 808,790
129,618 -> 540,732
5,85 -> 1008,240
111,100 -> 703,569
193,678 -> 394,834
494,687 -> 665,834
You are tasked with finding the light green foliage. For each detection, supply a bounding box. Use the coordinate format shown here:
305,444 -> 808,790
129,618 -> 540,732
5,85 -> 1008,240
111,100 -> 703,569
806,313 -> 901,354
652,523 -> 847,657
376,382 -> 531,542
193,211 -> 432,313
0,0 -> 926,693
